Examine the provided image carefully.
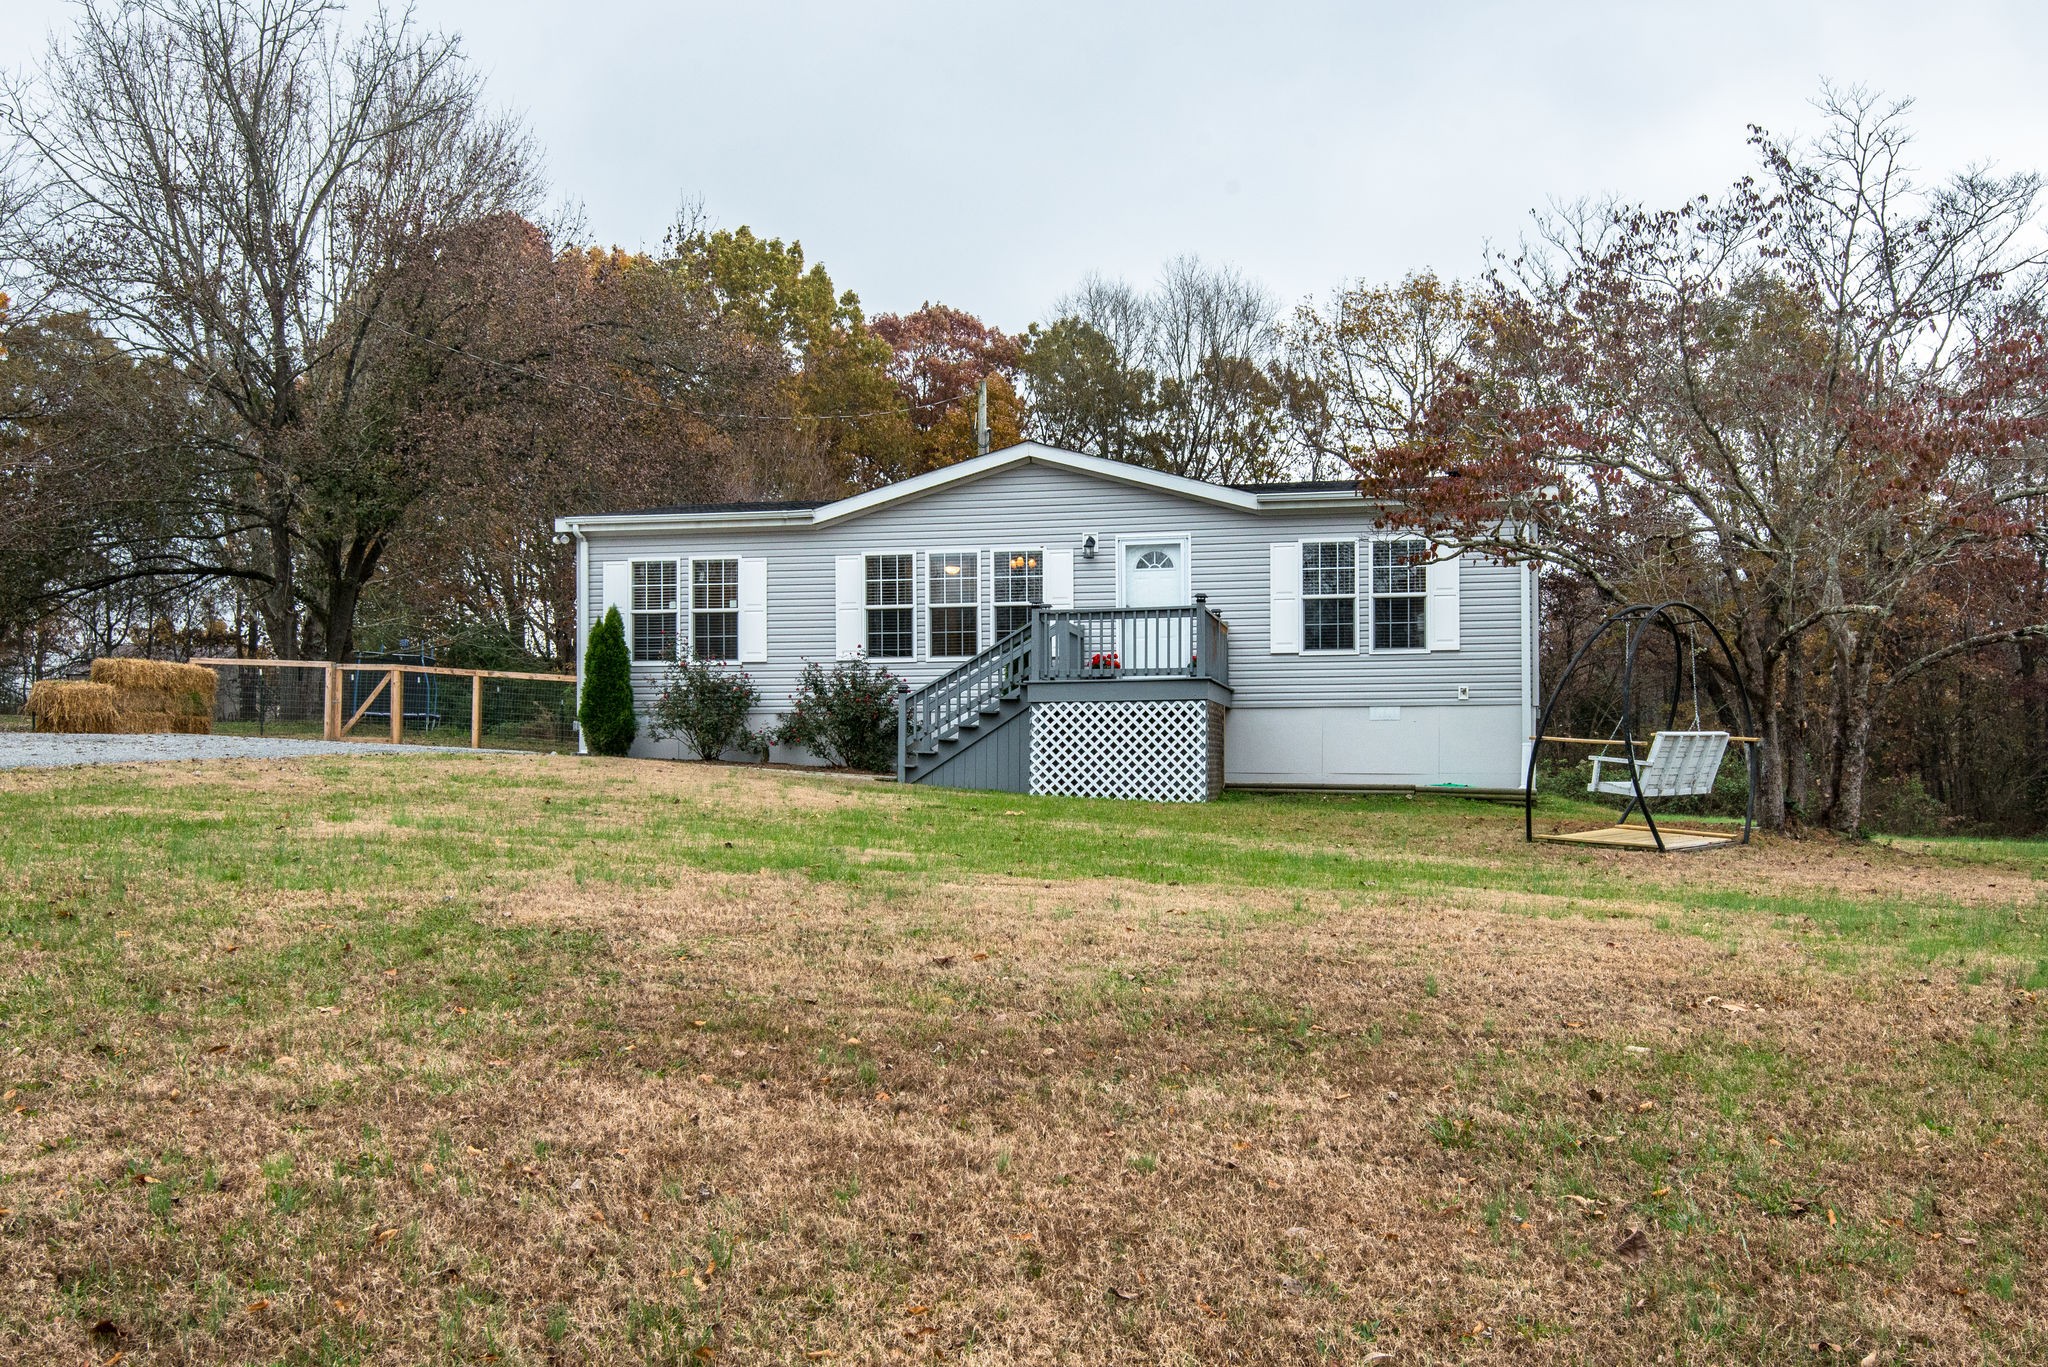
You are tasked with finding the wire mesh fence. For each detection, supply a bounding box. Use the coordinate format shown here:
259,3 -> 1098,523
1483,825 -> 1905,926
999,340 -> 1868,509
198,660 -> 579,753
210,661 -> 330,739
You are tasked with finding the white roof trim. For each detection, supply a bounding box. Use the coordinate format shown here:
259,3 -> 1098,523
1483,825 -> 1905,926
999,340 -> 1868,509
808,443 -> 1261,524
555,442 -> 1373,535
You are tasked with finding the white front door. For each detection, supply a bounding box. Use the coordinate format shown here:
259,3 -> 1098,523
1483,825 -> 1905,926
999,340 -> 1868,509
1120,541 -> 1190,671
1122,541 -> 1187,608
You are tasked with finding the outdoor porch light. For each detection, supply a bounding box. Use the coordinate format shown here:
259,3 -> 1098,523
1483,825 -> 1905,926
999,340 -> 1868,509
1082,534 -> 1098,560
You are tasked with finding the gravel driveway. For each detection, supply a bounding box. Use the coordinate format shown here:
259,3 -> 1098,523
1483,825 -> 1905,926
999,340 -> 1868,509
0,732 -> 488,769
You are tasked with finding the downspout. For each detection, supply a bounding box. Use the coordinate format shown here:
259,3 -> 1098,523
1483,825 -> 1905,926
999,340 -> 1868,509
571,526 -> 589,755
1520,559 -> 1535,790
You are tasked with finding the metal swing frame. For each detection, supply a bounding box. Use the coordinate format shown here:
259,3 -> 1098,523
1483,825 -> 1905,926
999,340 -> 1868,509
1523,600 -> 1761,852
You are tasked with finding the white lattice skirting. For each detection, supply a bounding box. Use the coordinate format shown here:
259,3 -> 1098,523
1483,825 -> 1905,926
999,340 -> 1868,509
1030,700 -> 1211,802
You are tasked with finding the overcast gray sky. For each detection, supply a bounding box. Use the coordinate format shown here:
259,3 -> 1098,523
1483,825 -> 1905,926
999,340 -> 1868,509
6,0 -> 2047,330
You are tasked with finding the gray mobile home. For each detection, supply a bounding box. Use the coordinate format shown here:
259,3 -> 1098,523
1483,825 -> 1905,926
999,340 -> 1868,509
555,443 -> 1538,799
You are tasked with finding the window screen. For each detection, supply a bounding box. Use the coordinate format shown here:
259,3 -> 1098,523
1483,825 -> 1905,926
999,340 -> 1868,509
865,554 -> 914,659
1371,538 -> 1429,650
691,558 -> 739,661
631,560 -> 679,662
993,549 -> 1042,638
1301,541 -> 1356,651
927,549 -> 980,657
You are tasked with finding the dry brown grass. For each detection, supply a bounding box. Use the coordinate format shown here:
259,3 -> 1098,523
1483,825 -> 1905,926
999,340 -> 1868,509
0,755 -> 2043,1365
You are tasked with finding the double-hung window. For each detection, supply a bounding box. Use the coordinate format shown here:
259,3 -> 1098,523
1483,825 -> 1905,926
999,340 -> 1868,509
690,558 -> 740,661
993,549 -> 1042,638
927,549 -> 980,658
1301,541 -> 1356,652
865,554 -> 914,659
1371,538 -> 1429,650
631,560 -> 679,662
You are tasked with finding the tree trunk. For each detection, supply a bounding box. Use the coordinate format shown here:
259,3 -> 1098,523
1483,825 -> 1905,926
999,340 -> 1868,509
1752,650 -> 1790,831
1826,631 -> 1883,835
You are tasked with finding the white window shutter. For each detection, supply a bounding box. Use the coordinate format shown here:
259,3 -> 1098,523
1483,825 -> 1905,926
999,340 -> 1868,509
915,551 -> 928,659
1043,548 -> 1075,609
981,549 -> 993,648
1427,548 -> 1461,651
737,557 -> 768,663
1268,542 -> 1302,654
834,555 -> 865,658
601,560 -> 631,629
1357,537 -> 1369,652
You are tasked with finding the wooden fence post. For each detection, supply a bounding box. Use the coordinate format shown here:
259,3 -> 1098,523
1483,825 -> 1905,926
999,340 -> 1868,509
389,666 -> 403,743
470,672 -> 483,749
324,663 -> 340,741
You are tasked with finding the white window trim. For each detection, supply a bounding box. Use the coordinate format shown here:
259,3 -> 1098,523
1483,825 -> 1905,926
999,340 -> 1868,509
1113,533 -> 1194,608
628,557 -> 681,665
1367,534 -> 1431,654
992,545 -> 1047,639
685,555 -> 742,663
862,551 -> 917,662
925,546 -> 984,662
1298,537 -> 1360,656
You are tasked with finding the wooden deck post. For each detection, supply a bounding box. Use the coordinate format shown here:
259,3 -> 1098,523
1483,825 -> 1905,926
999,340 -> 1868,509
470,672 -> 483,748
389,666 -> 403,743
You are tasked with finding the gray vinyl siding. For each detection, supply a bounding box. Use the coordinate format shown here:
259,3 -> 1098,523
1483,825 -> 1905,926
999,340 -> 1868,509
579,461 -> 1530,745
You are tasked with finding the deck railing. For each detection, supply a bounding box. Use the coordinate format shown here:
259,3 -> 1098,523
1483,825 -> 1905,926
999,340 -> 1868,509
899,601 -> 1229,766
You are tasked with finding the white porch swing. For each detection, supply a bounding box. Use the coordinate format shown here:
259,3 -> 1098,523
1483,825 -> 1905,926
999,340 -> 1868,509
1525,601 -> 1759,852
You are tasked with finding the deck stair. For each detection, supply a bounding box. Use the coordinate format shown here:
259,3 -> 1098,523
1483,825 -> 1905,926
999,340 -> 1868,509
897,604 -> 1231,791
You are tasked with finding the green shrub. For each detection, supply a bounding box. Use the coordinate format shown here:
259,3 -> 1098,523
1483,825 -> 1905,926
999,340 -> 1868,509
775,658 -> 902,771
577,607 -> 638,757
649,658 -> 764,761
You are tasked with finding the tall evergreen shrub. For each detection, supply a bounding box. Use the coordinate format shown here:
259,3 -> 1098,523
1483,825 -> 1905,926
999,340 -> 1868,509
578,606 -> 638,757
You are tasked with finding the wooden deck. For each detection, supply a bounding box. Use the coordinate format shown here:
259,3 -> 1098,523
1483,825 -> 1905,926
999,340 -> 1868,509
1534,824 -> 1737,852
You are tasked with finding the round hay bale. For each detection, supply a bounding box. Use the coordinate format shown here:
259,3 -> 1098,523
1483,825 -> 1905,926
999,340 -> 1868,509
25,681 -> 119,733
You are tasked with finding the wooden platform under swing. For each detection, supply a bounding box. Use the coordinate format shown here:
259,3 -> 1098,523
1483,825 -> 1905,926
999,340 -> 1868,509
1525,601 -> 1763,855
1534,823 -> 1737,851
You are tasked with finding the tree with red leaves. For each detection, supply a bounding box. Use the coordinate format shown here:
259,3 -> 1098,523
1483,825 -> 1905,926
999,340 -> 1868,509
1359,87 -> 2048,833
869,304 -> 1025,476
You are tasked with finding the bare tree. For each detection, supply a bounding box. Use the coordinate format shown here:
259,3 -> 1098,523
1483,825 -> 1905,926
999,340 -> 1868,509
1029,257 -> 1286,483
1283,274 -> 1478,479
0,0 -> 539,657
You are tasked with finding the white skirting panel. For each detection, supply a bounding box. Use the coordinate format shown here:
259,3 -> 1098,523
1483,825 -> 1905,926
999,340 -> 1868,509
1030,700 -> 1211,802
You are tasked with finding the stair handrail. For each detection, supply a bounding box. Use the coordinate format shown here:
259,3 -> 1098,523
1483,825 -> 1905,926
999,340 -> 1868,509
903,619 -> 1032,755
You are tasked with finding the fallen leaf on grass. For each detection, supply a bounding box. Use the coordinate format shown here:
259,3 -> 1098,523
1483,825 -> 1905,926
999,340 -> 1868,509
1109,1287 -> 1138,1301
374,1226 -> 398,1244
245,1298 -> 271,1313
1613,1228 -> 1651,1263
903,1305 -> 929,1316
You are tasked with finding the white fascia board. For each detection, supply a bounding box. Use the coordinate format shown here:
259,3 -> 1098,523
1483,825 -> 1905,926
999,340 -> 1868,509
1251,491 -> 1394,513
807,442 -> 1263,525
554,508 -> 820,535
551,443 -> 1394,533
